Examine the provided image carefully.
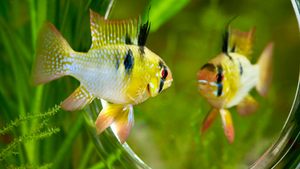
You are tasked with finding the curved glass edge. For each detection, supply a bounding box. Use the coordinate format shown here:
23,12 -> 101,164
82,0 -> 300,168
250,0 -> 300,168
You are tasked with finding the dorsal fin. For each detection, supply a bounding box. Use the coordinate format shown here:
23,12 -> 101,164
89,9 -> 151,49
228,26 -> 255,58
138,6 -> 151,46
222,16 -> 238,55
138,19 -> 150,46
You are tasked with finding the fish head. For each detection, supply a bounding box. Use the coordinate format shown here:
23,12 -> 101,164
197,63 -> 218,98
197,57 -> 227,107
145,48 -> 173,97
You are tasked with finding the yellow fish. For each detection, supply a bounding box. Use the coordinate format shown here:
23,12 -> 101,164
197,24 -> 273,144
31,9 -> 172,144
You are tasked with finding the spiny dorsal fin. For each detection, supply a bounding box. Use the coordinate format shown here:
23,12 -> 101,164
138,19 -> 151,46
89,9 -> 151,48
228,26 -> 255,58
138,7 -> 151,46
89,9 -> 138,47
222,26 -> 230,54
222,16 -> 238,55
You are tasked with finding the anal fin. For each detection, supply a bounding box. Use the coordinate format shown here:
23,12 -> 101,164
61,85 -> 95,111
95,102 -> 134,144
236,94 -> 258,117
220,109 -> 235,145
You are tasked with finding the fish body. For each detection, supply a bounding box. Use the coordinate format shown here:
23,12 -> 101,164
69,46 -> 168,106
31,9 -> 172,144
197,25 -> 273,144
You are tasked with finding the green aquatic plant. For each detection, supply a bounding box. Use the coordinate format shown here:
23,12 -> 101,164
5,163 -> 53,169
0,105 -> 60,168
0,106 -> 60,136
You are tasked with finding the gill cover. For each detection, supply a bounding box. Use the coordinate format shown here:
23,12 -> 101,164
148,77 -> 159,97
148,60 -> 172,97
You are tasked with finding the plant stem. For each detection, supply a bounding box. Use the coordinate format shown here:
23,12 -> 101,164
52,115 -> 84,169
77,141 -> 94,169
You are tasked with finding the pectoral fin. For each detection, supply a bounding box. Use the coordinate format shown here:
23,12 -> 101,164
201,108 -> 219,135
95,102 -> 134,144
61,85 -> 94,111
236,95 -> 258,117
220,109 -> 234,144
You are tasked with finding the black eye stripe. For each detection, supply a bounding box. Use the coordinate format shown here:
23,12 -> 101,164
217,83 -> 223,97
216,73 -> 222,83
162,68 -> 168,80
158,79 -> 164,93
216,65 -> 223,83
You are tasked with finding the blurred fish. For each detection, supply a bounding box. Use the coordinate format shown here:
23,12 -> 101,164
31,9 -> 172,144
197,24 -> 273,144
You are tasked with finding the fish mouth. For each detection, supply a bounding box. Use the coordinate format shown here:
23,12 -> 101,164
198,80 -> 208,84
163,79 -> 173,90
198,79 -> 208,89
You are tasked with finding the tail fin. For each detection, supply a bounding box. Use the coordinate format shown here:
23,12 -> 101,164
256,42 -> 274,97
30,21 -> 74,86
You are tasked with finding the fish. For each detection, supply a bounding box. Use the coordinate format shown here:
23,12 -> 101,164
30,9 -> 173,144
197,24 -> 273,144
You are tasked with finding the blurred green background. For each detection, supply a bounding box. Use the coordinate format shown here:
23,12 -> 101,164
0,0 -> 299,168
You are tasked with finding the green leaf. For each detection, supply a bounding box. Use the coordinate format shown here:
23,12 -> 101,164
51,115 -> 84,169
142,0 -> 192,32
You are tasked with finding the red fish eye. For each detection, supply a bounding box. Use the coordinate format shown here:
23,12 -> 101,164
161,69 -> 165,77
215,73 -> 224,83
161,69 -> 168,79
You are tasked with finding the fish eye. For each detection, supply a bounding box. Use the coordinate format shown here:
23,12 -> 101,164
161,68 -> 168,80
215,73 -> 224,83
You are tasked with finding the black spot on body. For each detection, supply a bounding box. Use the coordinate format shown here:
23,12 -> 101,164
201,63 -> 216,72
238,59 -> 243,75
124,49 -> 134,75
